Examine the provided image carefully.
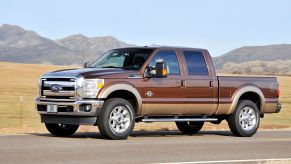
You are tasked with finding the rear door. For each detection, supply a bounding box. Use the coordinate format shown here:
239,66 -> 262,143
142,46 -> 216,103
181,50 -> 218,115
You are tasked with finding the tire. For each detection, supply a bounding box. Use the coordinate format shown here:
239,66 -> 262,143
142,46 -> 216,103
227,100 -> 260,137
176,121 -> 204,134
45,123 -> 79,137
97,98 -> 135,140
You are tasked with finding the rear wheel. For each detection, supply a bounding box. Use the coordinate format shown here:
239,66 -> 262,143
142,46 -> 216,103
97,98 -> 135,140
45,123 -> 79,137
176,122 -> 204,134
227,100 -> 260,137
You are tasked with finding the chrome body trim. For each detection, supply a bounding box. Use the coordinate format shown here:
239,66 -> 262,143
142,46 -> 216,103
41,75 -> 81,79
35,98 -> 104,116
38,97 -> 78,102
43,90 -> 75,97
142,118 -> 218,122
128,74 -> 142,79
39,75 -> 81,99
43,81 -> 75,87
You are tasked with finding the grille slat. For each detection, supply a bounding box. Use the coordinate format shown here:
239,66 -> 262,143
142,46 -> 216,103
43,81 -> 75,87
43,86 -> 75,91
43,90 -> 75,97
41,78 -> 76,100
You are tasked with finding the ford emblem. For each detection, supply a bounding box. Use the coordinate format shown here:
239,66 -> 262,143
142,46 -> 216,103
50,84 -> 62,93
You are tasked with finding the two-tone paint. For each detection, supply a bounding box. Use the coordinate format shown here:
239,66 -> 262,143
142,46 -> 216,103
36,46 -> 281,125
94,47 -> 280,117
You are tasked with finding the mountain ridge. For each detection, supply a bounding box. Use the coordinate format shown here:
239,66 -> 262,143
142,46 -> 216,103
0,24 -> 291,75
213,44 -> 291,69
0,24 -> 132,65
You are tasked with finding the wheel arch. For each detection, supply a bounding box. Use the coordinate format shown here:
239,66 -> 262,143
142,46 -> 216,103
97,83 -> 142,115
229,85 -> 265,114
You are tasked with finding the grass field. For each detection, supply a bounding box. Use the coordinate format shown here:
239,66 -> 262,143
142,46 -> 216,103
0,62 -> 290,134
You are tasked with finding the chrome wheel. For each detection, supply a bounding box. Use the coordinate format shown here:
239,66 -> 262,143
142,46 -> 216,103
109,106 -> 131,134
239,106 -> 257,131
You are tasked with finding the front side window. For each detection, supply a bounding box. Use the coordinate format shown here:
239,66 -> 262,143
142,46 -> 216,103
90,48 -> 153,70
183,51 -> 209,76
148,51 -> 180,75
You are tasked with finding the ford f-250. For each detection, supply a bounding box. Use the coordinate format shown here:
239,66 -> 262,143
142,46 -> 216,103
36,46 -> 281,140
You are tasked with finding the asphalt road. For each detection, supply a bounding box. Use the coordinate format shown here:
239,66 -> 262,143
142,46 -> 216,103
0,130 -> 291,164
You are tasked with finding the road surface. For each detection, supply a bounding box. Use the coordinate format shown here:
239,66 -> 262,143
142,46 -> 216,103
0,130 -> 291,164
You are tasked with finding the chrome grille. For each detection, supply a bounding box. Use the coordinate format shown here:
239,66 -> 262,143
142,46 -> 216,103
40,77 -> 76,99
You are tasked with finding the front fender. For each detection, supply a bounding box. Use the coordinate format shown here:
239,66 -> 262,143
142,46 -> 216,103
97,82 -> 143,114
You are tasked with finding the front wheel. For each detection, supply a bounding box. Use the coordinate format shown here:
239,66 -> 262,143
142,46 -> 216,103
176,122 -> 204,134
227,100 -> 260,137
45,123 -> 79,137
97,98 -> 135,140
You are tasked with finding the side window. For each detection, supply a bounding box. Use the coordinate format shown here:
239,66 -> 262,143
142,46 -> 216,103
149,51 -> 180,75
183,51 -> 209,76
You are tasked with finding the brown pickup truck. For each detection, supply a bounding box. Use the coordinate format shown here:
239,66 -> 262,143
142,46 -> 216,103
36,46 -> 281,140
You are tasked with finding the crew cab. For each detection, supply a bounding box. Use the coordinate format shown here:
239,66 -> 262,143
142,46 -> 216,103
36,46 -> 281,139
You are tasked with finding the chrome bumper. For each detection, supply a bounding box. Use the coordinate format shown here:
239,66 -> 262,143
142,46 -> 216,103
35,98 -> 104,116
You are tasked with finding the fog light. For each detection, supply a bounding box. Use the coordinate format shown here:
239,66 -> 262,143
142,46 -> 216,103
84,104 -> 92,112
79,104 -> 92,112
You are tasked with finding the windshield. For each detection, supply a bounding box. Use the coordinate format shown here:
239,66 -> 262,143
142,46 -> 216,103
89,48 -> 153,70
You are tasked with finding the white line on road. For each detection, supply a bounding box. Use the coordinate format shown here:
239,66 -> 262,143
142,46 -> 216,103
0,129 -> 291,137
154,158 -> 291,164
0,134 -> 29,137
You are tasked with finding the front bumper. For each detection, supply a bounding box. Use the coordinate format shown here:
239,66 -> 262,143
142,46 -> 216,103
40,115 -> 98,125
35,98 -> 104,116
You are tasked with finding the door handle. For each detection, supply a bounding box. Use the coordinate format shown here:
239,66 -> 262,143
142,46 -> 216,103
181,80 -> 186,88
175,80 -> 181,84
175,80 -> 185,87
210,81 -> 214,87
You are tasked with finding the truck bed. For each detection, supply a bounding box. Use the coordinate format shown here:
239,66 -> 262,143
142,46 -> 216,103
216,75 -> 279,114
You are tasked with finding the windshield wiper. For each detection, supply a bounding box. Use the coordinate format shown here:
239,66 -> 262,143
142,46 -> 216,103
102,66 -> 138,70
102,66 -> 123,68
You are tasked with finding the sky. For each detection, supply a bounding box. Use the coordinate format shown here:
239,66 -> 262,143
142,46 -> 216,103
0,0 -> 291,56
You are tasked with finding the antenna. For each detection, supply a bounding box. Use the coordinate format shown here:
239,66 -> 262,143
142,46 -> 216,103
82,47 -> 85,66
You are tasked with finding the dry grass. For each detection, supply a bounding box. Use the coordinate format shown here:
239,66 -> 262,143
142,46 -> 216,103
219,60 -> 291,75
0,62 -> 74,129
0,62 -> 290,134
262,76 -> 291,128
262,161 -> 291,164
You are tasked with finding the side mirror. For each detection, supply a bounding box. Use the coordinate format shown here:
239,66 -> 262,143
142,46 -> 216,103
144,60 -> 167,78
155,60 -> 167,77
83,62 -> 90,68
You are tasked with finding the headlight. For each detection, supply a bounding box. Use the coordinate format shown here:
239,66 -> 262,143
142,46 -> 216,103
76,78 -> 104,98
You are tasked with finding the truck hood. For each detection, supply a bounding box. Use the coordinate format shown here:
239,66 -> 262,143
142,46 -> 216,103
42,68 -> 138,78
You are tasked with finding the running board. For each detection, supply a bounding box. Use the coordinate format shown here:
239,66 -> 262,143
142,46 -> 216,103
141,118 -> 218,122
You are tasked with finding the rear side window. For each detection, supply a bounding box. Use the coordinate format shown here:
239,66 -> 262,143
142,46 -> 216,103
183,51 -> 209,76
149,51 -> 180,75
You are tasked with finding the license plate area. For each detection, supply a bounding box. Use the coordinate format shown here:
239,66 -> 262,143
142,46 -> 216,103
47,104 -> 58,113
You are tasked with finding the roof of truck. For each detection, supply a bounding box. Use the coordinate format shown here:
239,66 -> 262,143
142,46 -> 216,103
113,46 -> 207,51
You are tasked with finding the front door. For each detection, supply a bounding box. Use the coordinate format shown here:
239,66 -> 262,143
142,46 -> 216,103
139,50 -> 186,115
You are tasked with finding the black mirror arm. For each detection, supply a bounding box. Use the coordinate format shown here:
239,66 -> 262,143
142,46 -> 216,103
144,67 -> 153,78
83,62 -> 89,68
